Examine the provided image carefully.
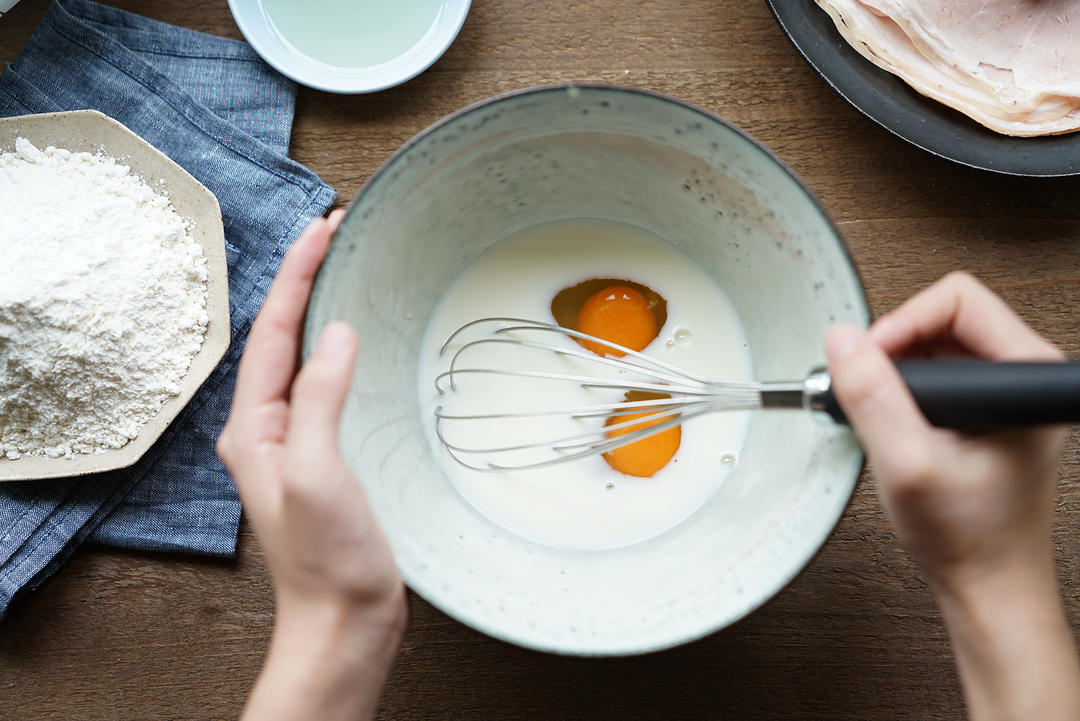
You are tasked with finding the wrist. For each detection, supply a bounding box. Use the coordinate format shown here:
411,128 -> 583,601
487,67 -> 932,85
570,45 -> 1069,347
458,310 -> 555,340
243,589 -> 407,721
930,553 -> 1080,721
929,545 -> 1057,614
274,585 -> 408,667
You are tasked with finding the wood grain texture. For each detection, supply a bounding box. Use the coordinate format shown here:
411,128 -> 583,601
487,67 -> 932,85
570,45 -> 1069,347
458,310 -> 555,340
1,1 -> 1079,719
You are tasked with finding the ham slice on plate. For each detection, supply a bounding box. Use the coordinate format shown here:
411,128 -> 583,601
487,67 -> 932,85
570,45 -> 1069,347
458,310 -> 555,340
816,0 -> 1080,136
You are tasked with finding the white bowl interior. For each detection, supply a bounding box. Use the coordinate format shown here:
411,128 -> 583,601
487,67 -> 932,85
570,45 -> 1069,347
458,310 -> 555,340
305,86 -> 867,655
228,0 -> 471,93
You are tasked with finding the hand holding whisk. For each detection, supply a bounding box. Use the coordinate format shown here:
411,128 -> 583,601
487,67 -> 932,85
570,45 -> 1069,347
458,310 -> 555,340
433,318 -> 1080,472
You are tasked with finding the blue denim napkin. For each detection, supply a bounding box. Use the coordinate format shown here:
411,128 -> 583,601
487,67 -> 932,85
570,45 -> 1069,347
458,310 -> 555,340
0,0 -> 336,618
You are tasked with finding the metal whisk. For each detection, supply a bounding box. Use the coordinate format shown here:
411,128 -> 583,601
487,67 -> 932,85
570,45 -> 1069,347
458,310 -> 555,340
432,318 -> 835,472
432,317 -> 1080,472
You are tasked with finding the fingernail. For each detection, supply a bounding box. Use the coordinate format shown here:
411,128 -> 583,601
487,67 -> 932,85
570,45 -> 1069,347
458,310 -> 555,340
328,209 -> 346,231
866,316 -> 894,344
825,324 -> 866,362
316,321 -> 353,356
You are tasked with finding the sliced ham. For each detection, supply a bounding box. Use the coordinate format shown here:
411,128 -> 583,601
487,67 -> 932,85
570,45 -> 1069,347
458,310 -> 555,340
816,0 -> 1080,136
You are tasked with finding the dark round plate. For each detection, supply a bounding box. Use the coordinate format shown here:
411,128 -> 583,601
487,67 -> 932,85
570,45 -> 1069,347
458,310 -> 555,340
765,0 -> 1080,177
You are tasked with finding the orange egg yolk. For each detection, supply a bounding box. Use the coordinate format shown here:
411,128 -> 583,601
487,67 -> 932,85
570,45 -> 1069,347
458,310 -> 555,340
602,407 -> 681,478
575,285 -> 658,357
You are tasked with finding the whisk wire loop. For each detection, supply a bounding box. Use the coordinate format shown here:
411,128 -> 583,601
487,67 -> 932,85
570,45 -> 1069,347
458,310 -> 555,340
440,336 -> 706,392
439,318 -> 728,386
432,317 -> 769,472
434,403 -> 729,472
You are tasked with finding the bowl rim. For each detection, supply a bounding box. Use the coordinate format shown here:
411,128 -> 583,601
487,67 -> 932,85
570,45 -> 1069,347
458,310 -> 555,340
227,0 -> 472,94
306,83 -> 870,655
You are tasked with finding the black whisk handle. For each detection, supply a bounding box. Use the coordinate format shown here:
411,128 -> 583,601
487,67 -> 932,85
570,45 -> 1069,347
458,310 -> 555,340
815,360 -> 1080,430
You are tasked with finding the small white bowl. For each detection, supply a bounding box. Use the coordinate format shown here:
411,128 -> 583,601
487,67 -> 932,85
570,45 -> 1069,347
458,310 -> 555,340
227,0 -> 471,94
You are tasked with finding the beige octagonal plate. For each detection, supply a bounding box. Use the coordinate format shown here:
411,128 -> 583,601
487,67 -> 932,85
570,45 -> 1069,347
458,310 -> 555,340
0,110 -> 231,481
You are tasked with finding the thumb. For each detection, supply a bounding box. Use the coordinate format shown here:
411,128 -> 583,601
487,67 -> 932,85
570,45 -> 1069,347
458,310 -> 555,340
826,324 -> 934,477
287,321 -> 358,458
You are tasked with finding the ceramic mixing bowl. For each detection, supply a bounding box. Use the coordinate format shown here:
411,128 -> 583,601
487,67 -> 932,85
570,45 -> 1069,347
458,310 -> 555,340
304,85 -> 868,655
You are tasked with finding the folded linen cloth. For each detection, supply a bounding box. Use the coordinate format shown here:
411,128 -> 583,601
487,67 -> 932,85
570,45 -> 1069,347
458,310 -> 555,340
0,0 -> 336,618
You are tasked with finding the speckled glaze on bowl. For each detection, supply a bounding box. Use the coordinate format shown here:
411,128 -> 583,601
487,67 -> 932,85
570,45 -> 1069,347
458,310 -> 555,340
304,85 -> 868,656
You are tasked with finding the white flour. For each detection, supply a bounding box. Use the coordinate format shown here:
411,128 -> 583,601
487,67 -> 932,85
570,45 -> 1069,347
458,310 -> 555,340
0,138 -> 209,459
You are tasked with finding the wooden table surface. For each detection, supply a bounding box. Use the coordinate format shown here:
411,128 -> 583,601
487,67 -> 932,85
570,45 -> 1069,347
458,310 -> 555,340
2,1 -> 1079,719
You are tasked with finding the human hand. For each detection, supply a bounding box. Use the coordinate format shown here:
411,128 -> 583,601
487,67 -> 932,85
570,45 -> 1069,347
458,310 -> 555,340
826,271 -> 1065,590
826,271 -> 1078,721
217,211 -> 405,721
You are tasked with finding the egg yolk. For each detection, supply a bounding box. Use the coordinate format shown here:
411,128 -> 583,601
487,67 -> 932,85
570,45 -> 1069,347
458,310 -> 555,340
602,407 -> 681,478
575,285 -> 658,356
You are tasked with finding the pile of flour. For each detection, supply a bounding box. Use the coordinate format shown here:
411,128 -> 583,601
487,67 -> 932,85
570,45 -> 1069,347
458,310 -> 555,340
0,138 -> 209,459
